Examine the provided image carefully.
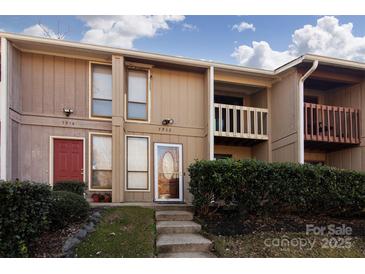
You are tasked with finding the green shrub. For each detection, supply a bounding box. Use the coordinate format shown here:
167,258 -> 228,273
188,159 -> 365,216
0,181 -> 52,257
49,191 -> 90,230
53,181 -> 86,196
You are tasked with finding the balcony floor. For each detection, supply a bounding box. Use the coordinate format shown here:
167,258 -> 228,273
215,136 -> 266,146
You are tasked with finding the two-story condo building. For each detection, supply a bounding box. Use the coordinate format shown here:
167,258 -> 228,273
1,32 -> 365,203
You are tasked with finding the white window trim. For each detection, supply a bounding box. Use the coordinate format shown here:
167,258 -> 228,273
88,132 -> 113,192
49,136 -> 86,187
125,134 -> 151,192
88,61 -> 113,121
124,68 -> 151,124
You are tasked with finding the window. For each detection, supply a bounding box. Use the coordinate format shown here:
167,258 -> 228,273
91,64 -> 112,117
127,70 -> 148,121
90,134 -> 112,190
126,136 -> 149,190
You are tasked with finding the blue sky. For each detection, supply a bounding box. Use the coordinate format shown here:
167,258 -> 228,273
1,15 -> 365,69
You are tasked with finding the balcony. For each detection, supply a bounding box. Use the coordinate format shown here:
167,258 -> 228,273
214,103 -> 268,141
304,103 -> 360,145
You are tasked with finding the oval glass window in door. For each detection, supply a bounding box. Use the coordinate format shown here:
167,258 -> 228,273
162,151 -> 174,180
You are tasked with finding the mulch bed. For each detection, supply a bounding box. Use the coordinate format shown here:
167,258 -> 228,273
31,208 -> 102,258
197,210 -> 365,236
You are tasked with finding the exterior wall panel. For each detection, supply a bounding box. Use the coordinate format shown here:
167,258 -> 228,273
214,144 -> 251,160
123,66 -> 207,203
271,70 -> 299,163
20,52 -> 90,118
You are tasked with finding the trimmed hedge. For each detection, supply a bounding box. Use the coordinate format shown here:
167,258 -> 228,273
0,181 -> 52,257
188,159 -> 365,216
53,181 -> 86,196
49,191 -> 90,230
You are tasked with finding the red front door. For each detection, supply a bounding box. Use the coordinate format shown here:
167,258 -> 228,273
54,139 -> 84,183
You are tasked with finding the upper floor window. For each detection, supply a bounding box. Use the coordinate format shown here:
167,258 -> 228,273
91,63 -> 112,118
127,69 -> 149,121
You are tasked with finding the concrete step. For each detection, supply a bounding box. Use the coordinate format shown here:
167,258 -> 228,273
156,233 -> 212,253
153,204 -> 193,212
158,252 -> 216,258
157,221 -> 201,234
155,210 -> 193,221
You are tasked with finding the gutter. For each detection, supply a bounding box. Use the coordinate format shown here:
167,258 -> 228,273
298,60 -> 318,164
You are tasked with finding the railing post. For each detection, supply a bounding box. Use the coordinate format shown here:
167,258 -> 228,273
218,104 -> 222,135
233,106 -> 237,136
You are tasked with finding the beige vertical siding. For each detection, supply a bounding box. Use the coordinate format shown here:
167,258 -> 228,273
15,124 -> 110,183
214,144 -> 251,160
124,131 -> 205,203
271,70 -> 299,163
150,67 -> 206,129
250,89 -> 268,108
321,82 -> 365,171
123,66 -> 208,203
20,52 -> 90,118
9,49 -> 112,184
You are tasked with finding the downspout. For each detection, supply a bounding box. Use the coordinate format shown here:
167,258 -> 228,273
209,66 -> 214,160
298,60 -> 318,164
0,37 -> 8,180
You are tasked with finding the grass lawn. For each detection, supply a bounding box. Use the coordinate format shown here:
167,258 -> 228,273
211,232 -> 365,258
75,206 -> 155,258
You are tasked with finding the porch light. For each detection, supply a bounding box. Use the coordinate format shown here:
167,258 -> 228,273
162,118 -> 174,125
63,107 -> 74,117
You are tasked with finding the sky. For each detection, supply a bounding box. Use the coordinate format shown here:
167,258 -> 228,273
1,15 -> 365,70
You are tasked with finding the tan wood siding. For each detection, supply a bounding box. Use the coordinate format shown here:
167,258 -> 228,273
271,70 -> 299,163
150,67 -> 206,129
20,52 -> 90,118
123,67 -> 208,203
124,131 -> 205,203
15,124 -> 111,183
321,82 -> 365,171
214,144 -> 251,160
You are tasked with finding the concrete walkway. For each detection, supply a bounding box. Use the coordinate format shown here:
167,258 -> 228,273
156,209 -> 216,258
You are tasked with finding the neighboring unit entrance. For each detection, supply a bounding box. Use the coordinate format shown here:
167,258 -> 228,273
154,143 -> 183,202
53,139 -> 84,183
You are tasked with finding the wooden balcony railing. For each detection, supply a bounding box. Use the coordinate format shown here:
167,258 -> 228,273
304,103 -> 360,144
214,103 -> 268,140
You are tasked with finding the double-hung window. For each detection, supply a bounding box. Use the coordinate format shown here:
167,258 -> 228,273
90,134 -> 112,190
91,63 -> 112,117
127,69 -> 149,121
126,136 -> 149,190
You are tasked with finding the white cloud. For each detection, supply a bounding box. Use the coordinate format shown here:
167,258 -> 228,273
232,21 -> 255,32
182,23 -> 198,32
22,24 -> 60,39
232,41 -> 292,70
79,15 -> 185,49
232,16 -> 365,70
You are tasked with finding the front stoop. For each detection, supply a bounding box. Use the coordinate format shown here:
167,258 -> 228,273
156,210 -> 194,221
157,221 -> 201,234
155,210 -> 216,258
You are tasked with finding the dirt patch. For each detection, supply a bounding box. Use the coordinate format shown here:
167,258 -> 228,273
31,208 -> 103,258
